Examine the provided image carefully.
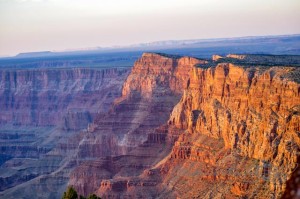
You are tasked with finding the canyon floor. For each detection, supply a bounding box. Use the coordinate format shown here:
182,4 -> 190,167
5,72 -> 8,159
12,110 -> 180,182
0,52 -> 300,199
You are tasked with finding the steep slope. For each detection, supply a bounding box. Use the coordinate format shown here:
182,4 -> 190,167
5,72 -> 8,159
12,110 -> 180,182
164,61 -> 300,198
68,53 -> 207,196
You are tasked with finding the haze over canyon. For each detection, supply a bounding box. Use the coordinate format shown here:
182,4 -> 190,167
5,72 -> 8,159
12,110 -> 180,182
1,0 -> 300,197
0,37 -> 299,198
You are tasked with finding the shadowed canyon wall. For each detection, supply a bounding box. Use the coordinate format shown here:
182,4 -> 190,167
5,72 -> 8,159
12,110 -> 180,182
0,67 -> 130,198
0,68 -> 130,128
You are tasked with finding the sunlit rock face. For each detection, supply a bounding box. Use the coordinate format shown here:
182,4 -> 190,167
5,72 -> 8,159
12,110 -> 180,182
170,63 -> 300,156
166,62 -> 300,198
121,53 -> 205,98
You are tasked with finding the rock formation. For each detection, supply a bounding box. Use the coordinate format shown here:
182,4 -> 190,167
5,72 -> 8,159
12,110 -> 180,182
68,53 -> 207,196
0,68 -> 129,127
0,67 -> 130,198
68,53 -> 300,198
1,53 -> 299,198
166,61 -> 300,198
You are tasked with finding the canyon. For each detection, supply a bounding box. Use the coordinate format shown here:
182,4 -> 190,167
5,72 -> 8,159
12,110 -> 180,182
0,53 -> 299,198
0,67 -> 130,198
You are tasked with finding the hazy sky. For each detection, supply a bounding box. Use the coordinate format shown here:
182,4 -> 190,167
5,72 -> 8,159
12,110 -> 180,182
0,0 -> 299,56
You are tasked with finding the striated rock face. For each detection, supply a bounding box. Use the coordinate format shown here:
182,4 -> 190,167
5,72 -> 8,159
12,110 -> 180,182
2,53 -> 299,198
0,67 -> 130,198
68,53 -> 207,196
169,63 -> 299,162
121,53 -> 206,98
165,61 -> 300,198
62,110 -> 92,131
0,68 -> 129,127
68,53 -> 300,198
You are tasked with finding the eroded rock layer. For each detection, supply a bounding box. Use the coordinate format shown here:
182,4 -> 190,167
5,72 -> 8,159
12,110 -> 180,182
68,53 -> 207,196
165,62 -> 300,198
2,53 -> 299,198
67,53 -> 300,198
0,67 -> 130,198
0,68 -> 129,127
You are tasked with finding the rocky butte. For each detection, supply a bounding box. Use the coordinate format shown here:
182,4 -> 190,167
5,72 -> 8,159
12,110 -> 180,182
0,53 -> 300,198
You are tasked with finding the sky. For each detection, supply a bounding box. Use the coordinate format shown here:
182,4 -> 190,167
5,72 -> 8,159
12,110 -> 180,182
0,0 -> 299,56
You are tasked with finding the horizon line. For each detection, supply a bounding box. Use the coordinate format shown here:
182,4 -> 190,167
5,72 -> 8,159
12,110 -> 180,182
1,33 -> 300,58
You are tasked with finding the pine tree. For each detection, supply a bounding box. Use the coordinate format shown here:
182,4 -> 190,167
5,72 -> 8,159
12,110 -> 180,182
62,186 -> 78,199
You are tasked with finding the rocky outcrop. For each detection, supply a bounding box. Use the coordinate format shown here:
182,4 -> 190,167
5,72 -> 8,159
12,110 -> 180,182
166,59 -> 300,198
217,54 -> 300,67
62,110 -> 92,131
121,53 -> 206,98
169,63 -> 299,160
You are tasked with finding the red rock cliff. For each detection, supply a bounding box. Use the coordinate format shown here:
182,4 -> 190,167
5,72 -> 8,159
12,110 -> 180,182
167,62 -> 300,197
68,53 -> 207,196
169,63 -> 299,160
121,52 -> 206,98
65,54 -> 300,198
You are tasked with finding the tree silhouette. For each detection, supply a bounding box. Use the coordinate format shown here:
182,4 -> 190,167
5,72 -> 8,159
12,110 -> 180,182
61,186 -> 101,199
62,186 -> 78,199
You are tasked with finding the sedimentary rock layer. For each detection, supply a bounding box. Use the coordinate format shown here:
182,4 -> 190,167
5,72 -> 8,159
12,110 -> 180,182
79,53 -> 299,198
166,61 -> 300,198
0,67 -> 130,198
0,68 -> 129,128
68,53 -> 207,196
1,53 -> 299,198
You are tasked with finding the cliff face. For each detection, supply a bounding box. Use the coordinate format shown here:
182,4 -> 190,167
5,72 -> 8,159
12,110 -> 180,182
122,53 -> 205,98
0,67 -> 130,198
68,53 -> 300,198
169,63 -> 300,163
68,53 -> 207,196
1,53 -> 299,198
165,62 -> 300,198
0,68 -> 129,128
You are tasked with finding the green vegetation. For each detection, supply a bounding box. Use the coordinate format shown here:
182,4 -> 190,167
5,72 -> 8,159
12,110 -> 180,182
195,62 -> 217,68
282,67 -> 300,83
62,187 -> 78,199
86,194 -> 101,199
195,54 -> 300,69
215,55 -> 300,67
152,52 -> 182,59
62,186 -> 101,199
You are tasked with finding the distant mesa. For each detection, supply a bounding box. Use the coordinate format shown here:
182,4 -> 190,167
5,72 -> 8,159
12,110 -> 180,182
7,33 -> 300,59
15,51 -> 53,58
